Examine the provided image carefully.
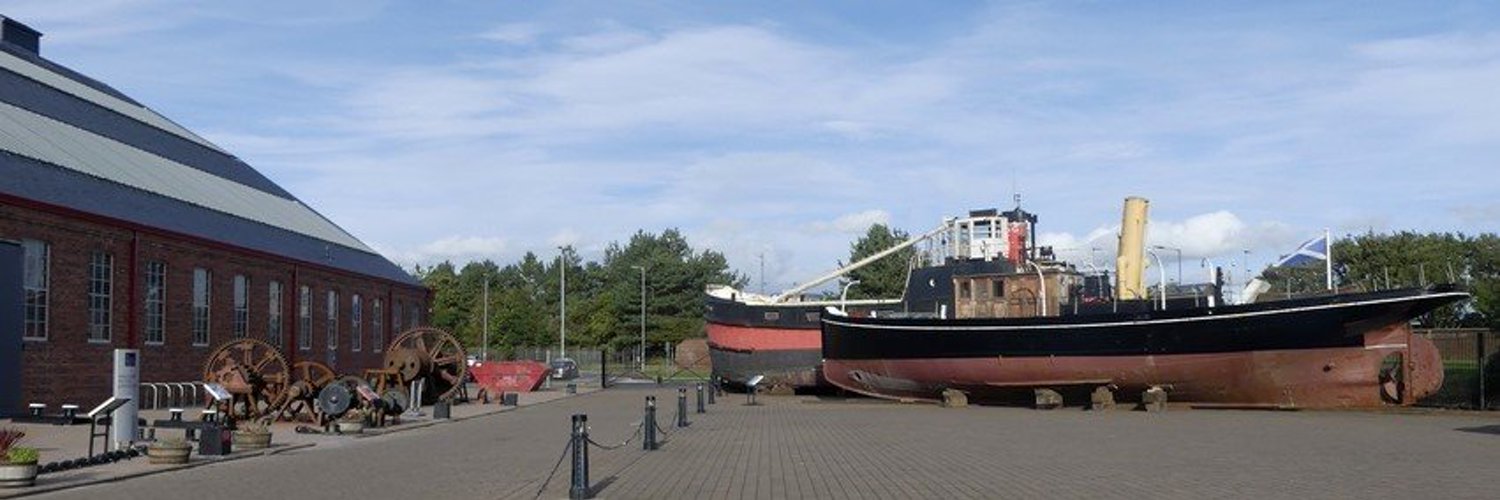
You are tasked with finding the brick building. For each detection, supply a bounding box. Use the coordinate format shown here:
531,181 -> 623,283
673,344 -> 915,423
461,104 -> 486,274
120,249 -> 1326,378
0,16 -> 428,413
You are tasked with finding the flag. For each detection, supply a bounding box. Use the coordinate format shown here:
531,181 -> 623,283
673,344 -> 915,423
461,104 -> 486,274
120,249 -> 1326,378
1276,235 -> 1328,268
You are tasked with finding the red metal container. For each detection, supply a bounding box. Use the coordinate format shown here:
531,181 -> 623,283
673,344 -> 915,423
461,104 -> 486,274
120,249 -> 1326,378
470,361 -> 550,395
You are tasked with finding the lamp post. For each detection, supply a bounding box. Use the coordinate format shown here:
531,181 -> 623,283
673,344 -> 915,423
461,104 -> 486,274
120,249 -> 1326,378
1147,249 -> 1167,310
631,265 -> 646,373
840,280 -> 861,313
481,273 -> 489,362
1025,261 -> 1048,316
1152,245 -> 1182,284
557,246 -> 567,358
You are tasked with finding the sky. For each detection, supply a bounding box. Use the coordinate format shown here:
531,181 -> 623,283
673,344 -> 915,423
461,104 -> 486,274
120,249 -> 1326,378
6,1 -> 1499,293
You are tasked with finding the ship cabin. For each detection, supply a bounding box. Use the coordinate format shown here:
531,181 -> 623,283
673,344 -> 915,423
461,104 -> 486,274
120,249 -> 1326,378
935,207 -> 1113,319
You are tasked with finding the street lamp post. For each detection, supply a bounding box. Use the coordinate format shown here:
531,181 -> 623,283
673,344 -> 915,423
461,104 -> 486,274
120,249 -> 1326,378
1025,261 -> 1048,316
840,280 -> 861,313
1152,245 -> 1182,284
558,247 -> 567,359
1147,249 -> 1167,310
481,274 -> 489,362
631,265 -> 646,373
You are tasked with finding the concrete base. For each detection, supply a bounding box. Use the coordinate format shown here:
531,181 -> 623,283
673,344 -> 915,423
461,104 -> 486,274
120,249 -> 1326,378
1090,386 -> 1115,410
1142,387 -> 1168,412
1034,389 -> 1063,410
940,389 -> 968,408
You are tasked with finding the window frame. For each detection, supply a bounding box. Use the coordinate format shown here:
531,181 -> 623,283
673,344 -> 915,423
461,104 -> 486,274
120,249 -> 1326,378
351,293 -> 363,352
326,290 -> 339,350
21,239 -> 49,341
144,260 -> 166,345
232,274 -> 249,339
192,267 -> 212,347
87,251 -> 113,343
372,298 -> 384,353
297,285 -> 312,351
268,280 -> 284,347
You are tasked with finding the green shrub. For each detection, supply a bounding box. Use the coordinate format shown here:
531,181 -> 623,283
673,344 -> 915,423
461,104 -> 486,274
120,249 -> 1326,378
5,447 -> 38,465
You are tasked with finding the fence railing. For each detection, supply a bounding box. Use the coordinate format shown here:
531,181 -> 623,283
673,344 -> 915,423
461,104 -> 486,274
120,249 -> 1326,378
1416,328 -> 1497,410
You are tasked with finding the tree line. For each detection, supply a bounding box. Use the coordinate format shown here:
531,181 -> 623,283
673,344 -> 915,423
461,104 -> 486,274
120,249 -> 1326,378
416,226 -> 1499,359
415,229 -> 743,359
1259,231 -> 1499,328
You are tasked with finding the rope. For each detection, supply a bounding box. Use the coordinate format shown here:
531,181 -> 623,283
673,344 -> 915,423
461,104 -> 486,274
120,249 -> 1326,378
532,438 -> 573,499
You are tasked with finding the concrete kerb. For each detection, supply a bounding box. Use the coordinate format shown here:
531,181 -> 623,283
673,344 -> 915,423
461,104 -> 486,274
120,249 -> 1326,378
0,387 -> 604,498
0,442 -> 317,499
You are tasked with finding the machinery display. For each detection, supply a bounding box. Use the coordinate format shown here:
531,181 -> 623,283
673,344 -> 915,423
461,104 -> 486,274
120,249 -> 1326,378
381,327 -> 469,405
201,338 -> 289,420
199,327 -> 469,423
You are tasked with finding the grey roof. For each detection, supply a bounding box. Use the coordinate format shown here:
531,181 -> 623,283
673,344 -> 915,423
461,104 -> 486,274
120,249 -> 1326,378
0,33 -> 419,286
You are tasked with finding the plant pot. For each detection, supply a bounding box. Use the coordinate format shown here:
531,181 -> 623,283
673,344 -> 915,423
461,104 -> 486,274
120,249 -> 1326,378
147,445 -> 192,465
0,463 -> 38,488
232,431 -> 273,450
336,421 -> 365,434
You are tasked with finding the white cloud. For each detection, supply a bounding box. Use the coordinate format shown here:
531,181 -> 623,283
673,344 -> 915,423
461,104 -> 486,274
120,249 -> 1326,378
805,210 -> 891,234
384,235 -> 508,265
479,23 -> 542,45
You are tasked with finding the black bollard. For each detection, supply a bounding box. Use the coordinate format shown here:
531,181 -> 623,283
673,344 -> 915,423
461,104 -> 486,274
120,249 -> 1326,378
643,396 -> 657,451
676,387 -> 689,427
696,383 -> 706,414
570,414 -> 590,499
707,382 -> 716,405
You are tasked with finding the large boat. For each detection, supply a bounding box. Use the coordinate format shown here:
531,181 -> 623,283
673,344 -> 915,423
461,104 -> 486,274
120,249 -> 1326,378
705,207 -> 1037,391
819,197 -> 1468,408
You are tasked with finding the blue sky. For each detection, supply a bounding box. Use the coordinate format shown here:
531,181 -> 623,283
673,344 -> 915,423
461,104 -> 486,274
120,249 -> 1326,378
8,1 -> 1499,292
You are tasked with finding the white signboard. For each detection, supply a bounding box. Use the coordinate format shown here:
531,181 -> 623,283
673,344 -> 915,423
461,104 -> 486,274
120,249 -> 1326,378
112,349 -> 140,451
204,383 -> 232,402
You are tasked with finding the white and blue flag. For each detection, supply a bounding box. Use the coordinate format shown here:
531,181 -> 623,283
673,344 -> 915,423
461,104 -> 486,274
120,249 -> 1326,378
1276,235 -> 1328,268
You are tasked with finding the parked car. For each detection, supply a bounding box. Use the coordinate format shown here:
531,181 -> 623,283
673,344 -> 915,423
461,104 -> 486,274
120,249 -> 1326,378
550,358 -> 579,380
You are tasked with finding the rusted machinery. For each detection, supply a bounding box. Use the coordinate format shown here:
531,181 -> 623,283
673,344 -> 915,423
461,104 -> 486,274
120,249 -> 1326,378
382,327 -> 469,405
315,375 -> 410,426
201,328 -> 468,422
201,338 -> 290,420
272,360 -> 337,422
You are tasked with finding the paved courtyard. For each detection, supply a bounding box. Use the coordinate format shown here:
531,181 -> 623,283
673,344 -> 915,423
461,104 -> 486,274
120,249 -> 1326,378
24,385 -> 1500,499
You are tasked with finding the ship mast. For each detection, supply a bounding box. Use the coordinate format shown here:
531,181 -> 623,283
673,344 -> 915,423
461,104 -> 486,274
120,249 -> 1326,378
769,222 -> 952,304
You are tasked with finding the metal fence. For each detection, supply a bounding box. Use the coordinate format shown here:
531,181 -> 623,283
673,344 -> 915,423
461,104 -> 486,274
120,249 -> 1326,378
1415,328 -> 1498,410
509,346 -> 603,368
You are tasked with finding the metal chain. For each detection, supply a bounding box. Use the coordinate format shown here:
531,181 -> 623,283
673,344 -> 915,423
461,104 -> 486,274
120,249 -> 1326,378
585,423 -> 643,451
532,438 -> 573,499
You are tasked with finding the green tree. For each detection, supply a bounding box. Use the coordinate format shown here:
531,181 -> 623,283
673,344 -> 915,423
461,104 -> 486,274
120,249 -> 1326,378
1259,231 -> 1500,328
840,224 -> 915,300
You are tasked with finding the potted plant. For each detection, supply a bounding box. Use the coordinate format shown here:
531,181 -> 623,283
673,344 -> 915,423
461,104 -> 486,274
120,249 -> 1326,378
232,419 -> 273,450
336,409 -> 367,434
0,427 -> 38,489
147,438 -> 192,465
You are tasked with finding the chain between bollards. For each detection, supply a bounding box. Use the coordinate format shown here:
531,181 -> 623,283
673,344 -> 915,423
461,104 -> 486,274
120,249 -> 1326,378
569,414 -> 590,499
676,387 -> 689,428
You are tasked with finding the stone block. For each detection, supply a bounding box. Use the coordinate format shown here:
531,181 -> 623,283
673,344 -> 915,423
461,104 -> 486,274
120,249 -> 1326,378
1090,386 -> 1115,410
1142,386 -> 1168,412
1034,388 -> 1063,410
940,389 -> 968,408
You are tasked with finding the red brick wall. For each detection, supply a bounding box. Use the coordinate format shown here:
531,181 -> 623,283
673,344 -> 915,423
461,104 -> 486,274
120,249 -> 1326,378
0,201 -> 428,409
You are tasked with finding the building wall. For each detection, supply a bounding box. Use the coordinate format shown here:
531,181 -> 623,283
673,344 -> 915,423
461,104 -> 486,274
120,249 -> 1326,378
0,200 -> 428,409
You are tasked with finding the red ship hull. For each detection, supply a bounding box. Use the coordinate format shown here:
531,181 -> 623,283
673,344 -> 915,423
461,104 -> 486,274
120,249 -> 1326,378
821,288 -> 1465,408
706,322 -> 823,389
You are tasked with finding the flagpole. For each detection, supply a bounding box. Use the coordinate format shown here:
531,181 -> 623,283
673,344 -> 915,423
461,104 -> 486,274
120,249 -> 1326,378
1324,228 -> 1333,291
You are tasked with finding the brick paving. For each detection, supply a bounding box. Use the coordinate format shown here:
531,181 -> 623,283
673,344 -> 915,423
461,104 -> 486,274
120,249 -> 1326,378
24,384 -> 1500,499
